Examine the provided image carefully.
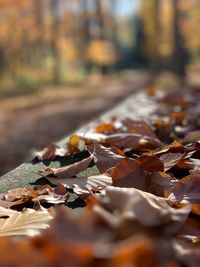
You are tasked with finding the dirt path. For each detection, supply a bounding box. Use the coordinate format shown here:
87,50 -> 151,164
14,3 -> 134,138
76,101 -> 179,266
0,71 -> 150,175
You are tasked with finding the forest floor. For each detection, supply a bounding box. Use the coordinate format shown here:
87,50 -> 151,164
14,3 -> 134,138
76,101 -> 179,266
0,71 -> 150,175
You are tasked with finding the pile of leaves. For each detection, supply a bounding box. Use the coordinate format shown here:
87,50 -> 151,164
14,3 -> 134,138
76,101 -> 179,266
0,88 -> 200,267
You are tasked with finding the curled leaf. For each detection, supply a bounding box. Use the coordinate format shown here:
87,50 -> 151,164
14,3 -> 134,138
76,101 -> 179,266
39,154 -> 94,178
47,174 -> 112,197
151,140 -> 185,155
87,143 -> 124,173
147,171 -> 175,197
94,186 -> 191,234
168,172 -> 200,214
160,152 -> 184,172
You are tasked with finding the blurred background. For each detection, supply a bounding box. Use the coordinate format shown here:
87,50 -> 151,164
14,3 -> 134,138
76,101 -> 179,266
0,0 -> 200,175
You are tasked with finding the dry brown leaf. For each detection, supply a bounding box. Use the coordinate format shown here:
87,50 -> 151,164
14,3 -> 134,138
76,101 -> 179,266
185,158 -> 200,172
35,144 -> 67,160
183,130 -> 200,143
121,118 -> 157,138
147,171 -> 175,197
153,118 -> 174,143
0,185 -> 69,208
0,207 -> 52,237
94,186 -> 191,234
179,217 -> 200,237
47,174 -> 112,196
105,133 -> 162,150
40,154 -> 94,178
159,153 -> 184,172
170,111 -> 186,125
137,155 -> 164,172
168,172 -> 200,214
87,143 -> 124,173
150,140 -> 185,155
32,187 -> 69,204
108,158 -> 148,189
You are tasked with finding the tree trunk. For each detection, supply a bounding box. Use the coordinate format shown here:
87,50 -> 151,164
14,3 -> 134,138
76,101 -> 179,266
33,0 -> 45,66
140,0 -> 160,71
50,0 -> 62,84
171,0 -> 188,80
79,0 -> 91,72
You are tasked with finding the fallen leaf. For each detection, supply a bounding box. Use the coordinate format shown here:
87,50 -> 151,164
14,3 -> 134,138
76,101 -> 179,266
179,217 -> 200,237
105,133 -> 162,151
108,158 -> 148,189
137,155 -> 164,172
0,237 -> 48,267
147,171 -> 175,197
185,158 -> 200,172
96,123 -> 116,134
94,186 -> 191,234
168,172 -> 200,214
150,140 -> 185,155
160,91 -> 188,109
153,118 -> 174,143
35,144 -> 67,160
160,153 -> 184,172
32,184 -> 69,204
0,207 -> 52,237
170,111 -> 186,125
0,184 -> 69,208
173,236 -> 200,267
77,132 -> 106,142
183,130 -> 200,143
47,174 -> 112,196
69,134 -> 86,152
87,143 -> 124,173
111,237 -> 156,267
40,154 -> 94,178
121,118 -> 157,138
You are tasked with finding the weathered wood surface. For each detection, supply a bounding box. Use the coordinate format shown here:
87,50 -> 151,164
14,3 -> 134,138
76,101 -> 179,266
0,90 -> 156,194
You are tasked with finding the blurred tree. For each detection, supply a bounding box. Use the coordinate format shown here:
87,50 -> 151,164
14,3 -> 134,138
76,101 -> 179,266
133,15 -> 146,66
78,0 -> 91,72
103,0 -> 119,65
94,0 -> 104,38
33,0 -> 45,65
171,0 -> 189,80
50,0 -> 62,83
87,0 -> 118,74
0,46 -> 6,75
180,0 -> 200,60
0,0 -> 198,89
140,0 -> 160,71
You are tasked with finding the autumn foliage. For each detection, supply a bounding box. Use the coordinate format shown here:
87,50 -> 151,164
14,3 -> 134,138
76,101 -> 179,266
0,87 -> 200,266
